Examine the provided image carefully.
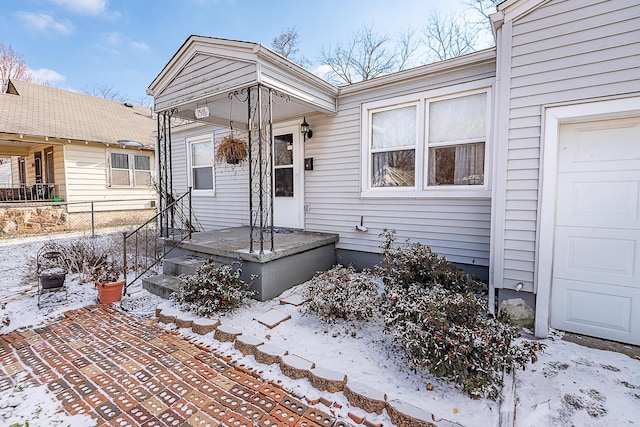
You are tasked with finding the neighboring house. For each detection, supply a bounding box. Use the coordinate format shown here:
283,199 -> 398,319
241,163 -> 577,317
0,80 -> 157,233
146,0 -> 639,345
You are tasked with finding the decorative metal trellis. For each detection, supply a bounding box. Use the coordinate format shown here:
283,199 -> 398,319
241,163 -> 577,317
157,108 -> 176,238
229,84 -> 290,254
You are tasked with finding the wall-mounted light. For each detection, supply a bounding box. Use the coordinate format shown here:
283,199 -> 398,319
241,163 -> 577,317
300,117 -> 312,141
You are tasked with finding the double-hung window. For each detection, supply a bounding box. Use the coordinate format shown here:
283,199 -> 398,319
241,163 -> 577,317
109,152 -> 153,187
189,136 -> 214,191
362,87 -> 490,197
427,92 -> 486,186
370,104 -> 417,188
134,155 -> 152,186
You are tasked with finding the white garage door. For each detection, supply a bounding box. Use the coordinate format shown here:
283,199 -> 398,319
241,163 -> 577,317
551,116 -> 640,345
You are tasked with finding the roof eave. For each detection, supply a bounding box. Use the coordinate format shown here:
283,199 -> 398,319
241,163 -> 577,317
338,48 -> 496,97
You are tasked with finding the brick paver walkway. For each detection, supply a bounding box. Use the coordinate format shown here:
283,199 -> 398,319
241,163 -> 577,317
0,305 -> 353,427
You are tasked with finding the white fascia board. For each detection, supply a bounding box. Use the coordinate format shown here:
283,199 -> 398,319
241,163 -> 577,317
498,0 -> 552,23
338,48 -> 496,97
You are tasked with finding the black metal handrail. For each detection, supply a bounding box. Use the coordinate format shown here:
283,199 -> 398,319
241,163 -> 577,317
122,188 -> 197,292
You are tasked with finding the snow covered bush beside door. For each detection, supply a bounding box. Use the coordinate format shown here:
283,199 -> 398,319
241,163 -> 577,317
378,230 -> 544,400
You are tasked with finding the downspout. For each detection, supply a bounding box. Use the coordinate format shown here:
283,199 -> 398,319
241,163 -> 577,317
488,10 -> 505,315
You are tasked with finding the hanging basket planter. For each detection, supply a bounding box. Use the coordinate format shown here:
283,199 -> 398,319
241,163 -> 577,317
216,134 -> 248,164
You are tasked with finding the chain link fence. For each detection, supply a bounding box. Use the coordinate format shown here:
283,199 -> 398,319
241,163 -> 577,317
0,198 -> 156,239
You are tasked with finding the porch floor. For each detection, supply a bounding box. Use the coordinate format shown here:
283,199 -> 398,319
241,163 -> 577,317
173,226 -> 339,262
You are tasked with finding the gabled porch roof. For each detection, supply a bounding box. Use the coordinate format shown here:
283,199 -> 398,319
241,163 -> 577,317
146,35 -> 338,127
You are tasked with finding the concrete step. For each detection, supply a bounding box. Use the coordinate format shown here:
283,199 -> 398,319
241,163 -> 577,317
142,274 -> 183,300
162,255 -> 208,277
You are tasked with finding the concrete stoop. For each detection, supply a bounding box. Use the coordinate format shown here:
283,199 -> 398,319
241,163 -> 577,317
156,305 -> 438,427
143,274 -> 182,299
145,227 -> 339,302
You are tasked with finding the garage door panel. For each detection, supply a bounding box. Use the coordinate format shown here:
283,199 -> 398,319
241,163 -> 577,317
558,119 -> 640,172
551,278 -> 639,345
555,172 -> 640,228
554,227 -> 639,286
552,116 -> 640,345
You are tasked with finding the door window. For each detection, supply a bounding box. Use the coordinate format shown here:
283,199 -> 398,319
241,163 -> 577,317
274,134 -> 294,197
45,149 -> 55,183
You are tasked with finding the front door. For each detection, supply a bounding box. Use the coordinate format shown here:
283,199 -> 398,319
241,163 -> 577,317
34,151 -> 43,184
550,117 -> 640,345
273,128 -> 303,229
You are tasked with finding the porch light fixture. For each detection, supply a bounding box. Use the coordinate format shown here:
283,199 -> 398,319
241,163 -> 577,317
300,117 -> 313,141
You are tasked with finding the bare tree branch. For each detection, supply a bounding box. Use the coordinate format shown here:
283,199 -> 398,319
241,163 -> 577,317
320,25 -> 399,84
464,0 -> 500,21
271,27 -> 309,67
0,42 -> 34,92
396,27 -> 420,71
423,10 -> 477,62
83,83 -> 128,103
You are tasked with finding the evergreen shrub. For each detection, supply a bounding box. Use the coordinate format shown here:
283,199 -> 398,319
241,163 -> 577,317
173,260 -> 256,316
379,230 -> 544,400
302,265 -> 380,323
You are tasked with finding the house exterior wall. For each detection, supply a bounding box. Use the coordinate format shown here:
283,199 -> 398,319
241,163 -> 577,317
492,0 -> 640,295
169,124 -> 250,229
304,66 -> 497,269
64,142 -> 155,212
169,55 -> 497,273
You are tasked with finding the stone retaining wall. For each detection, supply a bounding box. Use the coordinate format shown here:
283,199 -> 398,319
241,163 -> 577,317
0,206 -> 68,236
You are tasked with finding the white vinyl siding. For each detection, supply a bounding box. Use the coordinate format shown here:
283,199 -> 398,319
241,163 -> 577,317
155,54 -> 256,112
64,143 -> 155,212
494,0 -> 640,289
303,58 -> 496,267
172,125 -> 249,230
153,46 -> 336,114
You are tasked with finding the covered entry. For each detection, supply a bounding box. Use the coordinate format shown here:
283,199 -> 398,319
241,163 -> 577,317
147,35 -> 337,252
538,98 -> 640,346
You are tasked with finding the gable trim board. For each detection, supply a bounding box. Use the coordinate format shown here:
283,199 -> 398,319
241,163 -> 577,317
535,96 -> 640,342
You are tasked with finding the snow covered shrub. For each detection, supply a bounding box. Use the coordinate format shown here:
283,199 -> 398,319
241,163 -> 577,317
376,229 -> 486,294
302,265 -> 380,323
379,230 -> 544,400
173,260 -> 256,316
23,234 -> 122,284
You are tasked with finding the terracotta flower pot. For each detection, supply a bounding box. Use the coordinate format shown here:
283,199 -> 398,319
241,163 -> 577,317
97,280 -> 125,304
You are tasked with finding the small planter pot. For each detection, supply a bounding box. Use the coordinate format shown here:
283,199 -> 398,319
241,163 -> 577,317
96,280 -> 125,304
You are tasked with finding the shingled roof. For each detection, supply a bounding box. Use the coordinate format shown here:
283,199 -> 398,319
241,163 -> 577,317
0,79 -> 155,149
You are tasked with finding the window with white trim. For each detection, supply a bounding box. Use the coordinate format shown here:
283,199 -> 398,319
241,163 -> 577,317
370,104 -> 416,188
109,152 -> 153,187
427,92 -> 486,186
189,137 -> 214,191
362,88 -> 490,197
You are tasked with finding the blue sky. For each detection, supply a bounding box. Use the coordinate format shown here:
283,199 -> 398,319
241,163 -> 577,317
1,0 -> 485,104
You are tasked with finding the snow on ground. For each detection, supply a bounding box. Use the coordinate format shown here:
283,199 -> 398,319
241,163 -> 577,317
1,232 -> 639,426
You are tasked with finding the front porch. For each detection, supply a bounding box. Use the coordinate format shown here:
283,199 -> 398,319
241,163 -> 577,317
143,227 -> 339,301
0,183 -> 62,202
